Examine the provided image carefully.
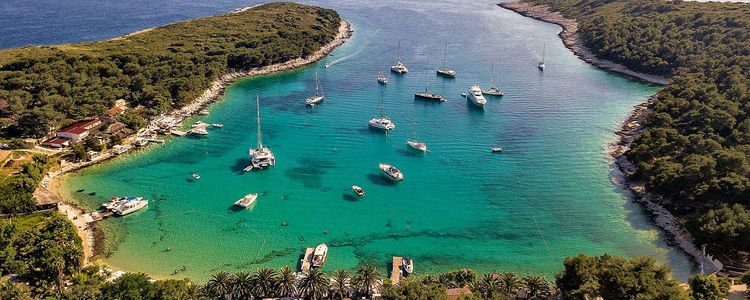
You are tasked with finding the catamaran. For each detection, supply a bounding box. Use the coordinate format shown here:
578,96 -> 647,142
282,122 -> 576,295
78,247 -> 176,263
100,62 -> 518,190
305,71 -> 325,106
379,163 -> 404,181
414,57 -> 445,102
467,85 -> 487,107
234,193 -> 258,208
246,95 -> 276,171
406,120 -> 429,152
390,41 -> 408,74
436,41 -> 456,78
483,64 -> 504,96
369,92 -> 395,131
538,43 -> 546,71
311,243 -> 328,267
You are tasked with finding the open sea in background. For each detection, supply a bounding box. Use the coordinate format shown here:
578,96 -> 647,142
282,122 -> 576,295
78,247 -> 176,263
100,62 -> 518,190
1,0 -> 693,281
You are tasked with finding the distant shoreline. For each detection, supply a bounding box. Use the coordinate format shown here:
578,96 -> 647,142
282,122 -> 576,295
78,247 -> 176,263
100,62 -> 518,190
48,18 -> 353,266
497,1 -> 669,86
499,1 -> 719,273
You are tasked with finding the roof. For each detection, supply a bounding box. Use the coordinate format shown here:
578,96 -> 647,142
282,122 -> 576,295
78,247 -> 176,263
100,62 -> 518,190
34,186 -> 61,206
107,107 -> 125,116
446,287 -> 472,299
42,137 -> 69,145
106,122 -> 126,134
58,119 -> 101,135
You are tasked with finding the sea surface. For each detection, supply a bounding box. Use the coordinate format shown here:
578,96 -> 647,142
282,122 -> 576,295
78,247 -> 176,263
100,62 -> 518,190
2,0 -> 693,281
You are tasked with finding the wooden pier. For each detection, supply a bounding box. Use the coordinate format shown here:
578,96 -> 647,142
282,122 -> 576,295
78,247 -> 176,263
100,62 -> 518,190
390,256 -> 403,285
300,247 -> 314,272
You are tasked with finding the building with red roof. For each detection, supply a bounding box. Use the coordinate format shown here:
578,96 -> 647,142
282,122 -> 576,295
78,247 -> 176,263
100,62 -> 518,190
56,119 -> 101,143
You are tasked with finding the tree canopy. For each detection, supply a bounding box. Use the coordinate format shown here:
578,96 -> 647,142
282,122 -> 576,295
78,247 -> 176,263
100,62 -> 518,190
524,0 -> 750,258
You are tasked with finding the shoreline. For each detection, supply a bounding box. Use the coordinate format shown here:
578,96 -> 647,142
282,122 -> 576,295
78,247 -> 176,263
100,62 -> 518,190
497,1 -> 670,86
45,18 -> 353,265
499,1 -> 718,273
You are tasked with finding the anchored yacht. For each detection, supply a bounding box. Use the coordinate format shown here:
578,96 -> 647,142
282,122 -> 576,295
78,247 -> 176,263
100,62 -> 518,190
246,95 -> 275,171
112,198 -> 148,216
311,243 -> 328,267
234,193 -> 258,208
390,41 -> 408,74
369,93 -> 395,131
305,71 -> 325,106
436,41 -> 456,78
379,163 -> 404,181
467,85 -> 487,107
483,64 -> 504,96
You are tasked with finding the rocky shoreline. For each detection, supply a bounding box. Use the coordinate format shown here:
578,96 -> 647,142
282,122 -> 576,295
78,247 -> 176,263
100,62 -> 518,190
46,18 -> 353,265
499,1 -> 719,273
497,1 -> 669,86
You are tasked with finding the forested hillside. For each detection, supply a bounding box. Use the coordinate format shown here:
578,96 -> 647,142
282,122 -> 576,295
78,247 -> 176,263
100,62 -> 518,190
523,0 -> 750,260
0,2 -> 341,138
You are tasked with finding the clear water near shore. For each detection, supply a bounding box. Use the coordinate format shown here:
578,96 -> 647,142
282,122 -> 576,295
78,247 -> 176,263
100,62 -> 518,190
42,0 -> 695,281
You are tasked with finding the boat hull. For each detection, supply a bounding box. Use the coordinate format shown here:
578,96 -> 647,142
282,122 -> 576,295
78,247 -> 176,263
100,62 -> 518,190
414,93 -> 445,102
436,69 -> 456,78
379,163 -> 404,181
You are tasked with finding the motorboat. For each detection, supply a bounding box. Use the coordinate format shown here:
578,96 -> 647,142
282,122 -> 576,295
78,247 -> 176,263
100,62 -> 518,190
311,243 -> 328,267
247,95 -> 276,171
212,123 -> 224,128
234,193 -> 258,208
192,173 -> 201,180
406,140 -> 429,152
403,257 -> 414,274
352,185 -> 365,197
491,147 -> 503,153
466,85 -> 487,107
379,163 -> 404,181
112,198 -> 148,216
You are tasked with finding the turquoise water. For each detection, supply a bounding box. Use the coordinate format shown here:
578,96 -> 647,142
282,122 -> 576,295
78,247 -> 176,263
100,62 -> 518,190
63,0 -> 692,281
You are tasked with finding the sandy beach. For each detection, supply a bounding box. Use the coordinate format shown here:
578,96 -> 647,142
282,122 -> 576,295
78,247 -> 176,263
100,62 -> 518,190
45,18 -> 352,265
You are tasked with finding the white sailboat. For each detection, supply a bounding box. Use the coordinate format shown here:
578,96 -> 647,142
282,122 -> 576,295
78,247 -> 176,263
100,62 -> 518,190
414,57 -> 445,102
369,92 -> 395,131
538,43 -> 546,71
390,41 -> 408,74
305,71 -> 325,106
483,63 -> 504,96
406,119 -> 429,152
377,67 -> 389,85
245,95 -> 275,171
436,41 -> 456,78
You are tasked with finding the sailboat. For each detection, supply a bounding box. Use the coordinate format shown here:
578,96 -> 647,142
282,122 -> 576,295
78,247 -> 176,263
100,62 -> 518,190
245,95 -> 275,172
377,62 -> 389,84
436,41 -> 456,78
390,41 -> 408,74
406,119 -> 429,152
538,43 -> 546,71
483,63 -> 504,96
369,92 -> 395,131
414,57 -> 445,102
305,70 -> 325,106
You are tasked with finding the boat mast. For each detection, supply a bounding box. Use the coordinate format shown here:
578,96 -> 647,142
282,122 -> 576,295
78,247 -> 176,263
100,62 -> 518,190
379,91 -> 385,117
442,41 -> 448,68
424,57 -> 430,92
541,42 -> 545,64
396,41 -> 401,64
490,63 -> 495,88
256,94 -> 263,149
314,71 -> 322,97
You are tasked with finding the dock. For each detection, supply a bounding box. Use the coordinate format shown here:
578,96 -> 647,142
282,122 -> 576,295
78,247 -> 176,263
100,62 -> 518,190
300,247 -> 314,272
390,256 -> 403,285
171,130 -> 187,137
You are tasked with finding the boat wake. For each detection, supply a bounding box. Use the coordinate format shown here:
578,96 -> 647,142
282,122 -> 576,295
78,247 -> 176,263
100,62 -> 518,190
324,45 -> 364,68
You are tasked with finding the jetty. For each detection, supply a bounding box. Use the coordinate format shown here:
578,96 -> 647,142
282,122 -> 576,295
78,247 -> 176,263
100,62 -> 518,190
300,247 -> 314,272
390,256 -> 403,284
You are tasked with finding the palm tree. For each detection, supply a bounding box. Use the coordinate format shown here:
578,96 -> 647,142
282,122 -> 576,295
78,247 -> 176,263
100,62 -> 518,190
329,269 -> 352,299
353,264 -> 381,298
522,275 -> 552,299
419,274 -> 438,285
498,272 -> 522,299
252,267 -> 278,298
475,273 -> 501,299
231,271 -> 254,300
438,273 -> 456,288
276,266 -> 298,298
205,271 -> 233,300
298,268 -> 328,299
